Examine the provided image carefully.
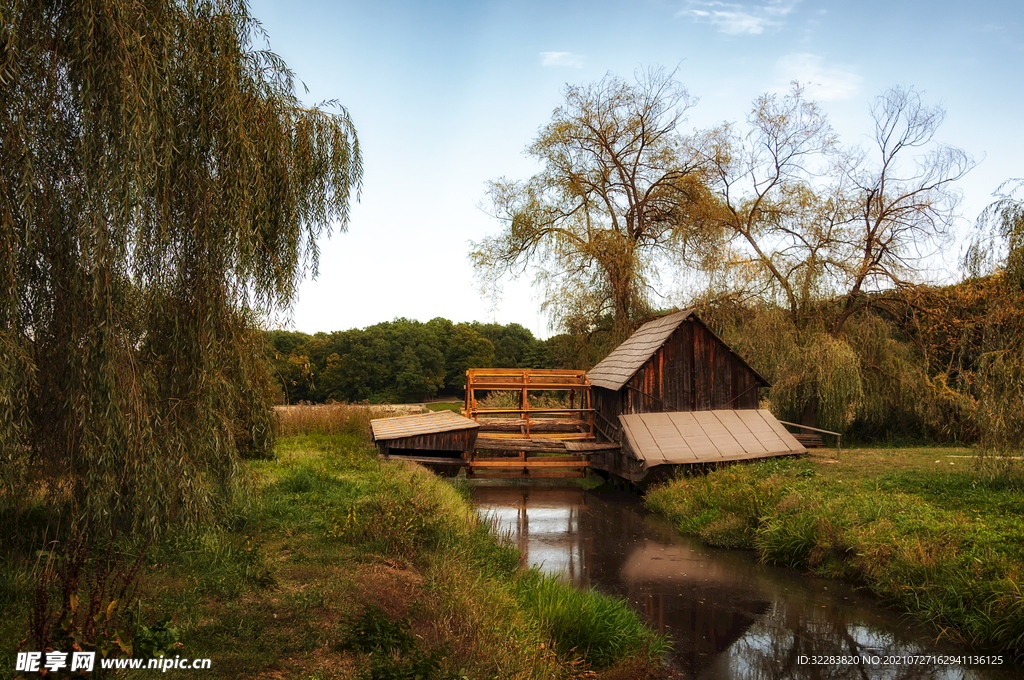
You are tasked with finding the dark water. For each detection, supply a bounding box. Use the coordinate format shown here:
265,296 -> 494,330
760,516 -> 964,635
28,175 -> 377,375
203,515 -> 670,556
472,484 -> 1023,680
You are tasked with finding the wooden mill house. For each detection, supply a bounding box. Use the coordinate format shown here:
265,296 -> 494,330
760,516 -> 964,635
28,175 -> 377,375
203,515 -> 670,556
372,309 -> 807,484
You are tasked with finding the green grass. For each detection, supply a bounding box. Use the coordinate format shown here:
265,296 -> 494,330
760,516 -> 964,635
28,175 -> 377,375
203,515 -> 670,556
2,426 -> 665,680
424,402 -> 463,413
513,571 -> 669,668
136,440 -> 561,679
645,449 -> 1024,658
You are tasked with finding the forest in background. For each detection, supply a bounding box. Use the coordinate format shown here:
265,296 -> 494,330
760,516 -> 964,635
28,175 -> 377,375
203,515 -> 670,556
262,265 -> 1024,450
264,319 -> 557,404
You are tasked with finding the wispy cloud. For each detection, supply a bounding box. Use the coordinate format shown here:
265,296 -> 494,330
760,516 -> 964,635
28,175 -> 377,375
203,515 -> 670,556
773,53 -> 862,100
540,51 -> 585,68
677,0 -> 799,35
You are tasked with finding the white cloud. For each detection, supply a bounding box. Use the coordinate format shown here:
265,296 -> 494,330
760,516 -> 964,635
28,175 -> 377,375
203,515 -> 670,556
540,51 -> 585,68
677,0 -> 798,35
773,53 -> 862,100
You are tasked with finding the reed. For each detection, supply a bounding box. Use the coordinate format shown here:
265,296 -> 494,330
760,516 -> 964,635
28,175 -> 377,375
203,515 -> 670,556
273,402 -> 423,438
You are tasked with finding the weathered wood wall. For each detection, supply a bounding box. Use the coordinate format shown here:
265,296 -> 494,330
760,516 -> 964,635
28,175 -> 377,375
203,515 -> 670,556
597,318 -> 762,424
377,429 -> 477,453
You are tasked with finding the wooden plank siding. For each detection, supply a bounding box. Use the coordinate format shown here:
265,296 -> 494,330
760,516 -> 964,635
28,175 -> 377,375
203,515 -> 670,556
379,429 -> 478,452
606,317 -> 765,418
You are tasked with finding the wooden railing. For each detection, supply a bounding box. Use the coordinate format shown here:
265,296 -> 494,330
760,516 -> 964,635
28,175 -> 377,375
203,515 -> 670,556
463,369 -> 595,440
777,420 -> 842,458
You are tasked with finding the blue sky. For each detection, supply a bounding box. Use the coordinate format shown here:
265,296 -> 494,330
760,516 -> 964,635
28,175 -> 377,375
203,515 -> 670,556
248,0 -> 1024,338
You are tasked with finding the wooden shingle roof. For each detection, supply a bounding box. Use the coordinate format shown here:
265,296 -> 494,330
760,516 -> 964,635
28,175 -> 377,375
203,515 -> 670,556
587,310 -> 693,390
586,309 -> 770,391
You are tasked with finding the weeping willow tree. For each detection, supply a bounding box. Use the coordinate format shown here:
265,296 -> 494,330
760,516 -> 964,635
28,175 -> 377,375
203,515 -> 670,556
694,301 -> 863,433
967,182 -> 1024,452
967,179 -> 1024,288
0,1 -> 361,536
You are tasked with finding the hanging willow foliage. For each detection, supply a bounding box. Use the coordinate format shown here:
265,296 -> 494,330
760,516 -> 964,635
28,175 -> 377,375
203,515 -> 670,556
696,301 -> 863,433
0,0 -> 362,536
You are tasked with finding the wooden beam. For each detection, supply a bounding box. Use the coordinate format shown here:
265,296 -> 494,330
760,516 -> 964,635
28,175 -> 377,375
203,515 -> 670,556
380,454 -> 468,466
470,459 -> 590,468
472,454 -> 586,463
475,439 -> 567,452
468,470 -> 586,479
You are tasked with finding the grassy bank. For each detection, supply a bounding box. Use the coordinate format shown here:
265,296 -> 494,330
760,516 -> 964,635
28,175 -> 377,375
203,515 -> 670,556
645,449 -> 1024,658
4,416 -> 666,679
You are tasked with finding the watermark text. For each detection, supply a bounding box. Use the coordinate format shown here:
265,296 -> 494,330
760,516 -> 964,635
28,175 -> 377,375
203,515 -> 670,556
16,651 -> 211,673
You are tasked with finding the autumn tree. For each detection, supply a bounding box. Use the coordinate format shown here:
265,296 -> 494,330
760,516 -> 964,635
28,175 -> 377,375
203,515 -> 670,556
471,68 -> 713,341
829,86 -> 973,334
694,85 -> 972,335
0,1 -> 361,535
689,84 -> 841,327
692,85 -> 971,430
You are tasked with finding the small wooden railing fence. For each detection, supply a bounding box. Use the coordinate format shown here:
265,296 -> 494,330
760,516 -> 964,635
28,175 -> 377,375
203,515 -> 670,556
462,369 -> 598,478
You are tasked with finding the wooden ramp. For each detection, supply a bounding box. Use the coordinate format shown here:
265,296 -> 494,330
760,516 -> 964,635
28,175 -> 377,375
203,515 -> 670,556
618,409 -> 805,472
371,410 -> 480,443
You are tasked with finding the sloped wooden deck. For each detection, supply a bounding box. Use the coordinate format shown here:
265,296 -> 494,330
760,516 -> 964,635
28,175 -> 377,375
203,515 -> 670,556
617,409 -> 805,470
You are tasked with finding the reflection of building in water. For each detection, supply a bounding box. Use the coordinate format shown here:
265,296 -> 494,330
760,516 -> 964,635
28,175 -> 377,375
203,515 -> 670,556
474,485 -> 591,583
619,542 -> 770,675
472,485 -> 768,675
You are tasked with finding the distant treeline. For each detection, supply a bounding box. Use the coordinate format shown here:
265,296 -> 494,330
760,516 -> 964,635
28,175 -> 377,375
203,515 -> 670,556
263,318 -> 602,404
264,273 -> 1024,448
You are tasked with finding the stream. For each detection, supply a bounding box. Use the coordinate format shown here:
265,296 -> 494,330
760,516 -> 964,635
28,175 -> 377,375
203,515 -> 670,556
472,483 -> 1023,680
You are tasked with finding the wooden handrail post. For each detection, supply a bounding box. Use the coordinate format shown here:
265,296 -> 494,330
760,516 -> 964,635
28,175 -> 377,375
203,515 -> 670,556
777,420 -> 842,460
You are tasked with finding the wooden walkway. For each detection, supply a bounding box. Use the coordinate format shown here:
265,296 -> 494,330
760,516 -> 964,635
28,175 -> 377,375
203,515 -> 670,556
461,369 -> 600,478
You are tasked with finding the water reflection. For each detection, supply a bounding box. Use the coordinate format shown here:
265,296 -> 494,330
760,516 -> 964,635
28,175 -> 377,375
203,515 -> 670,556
473,484 -> 1022,680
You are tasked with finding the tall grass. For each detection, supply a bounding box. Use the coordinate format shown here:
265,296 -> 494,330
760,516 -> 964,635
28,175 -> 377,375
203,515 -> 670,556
512,571 -> 670,668
274,403 -> 424,438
